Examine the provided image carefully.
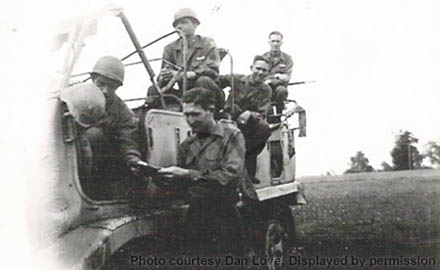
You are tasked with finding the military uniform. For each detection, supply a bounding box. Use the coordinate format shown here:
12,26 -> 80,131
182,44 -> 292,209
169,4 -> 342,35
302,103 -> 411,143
263,50 -> 293,107
220,74 -> 272,118
177,121 -> 249,255
147,35 -> 225,111
219,74 -> 272,185
82,95 -> 141,186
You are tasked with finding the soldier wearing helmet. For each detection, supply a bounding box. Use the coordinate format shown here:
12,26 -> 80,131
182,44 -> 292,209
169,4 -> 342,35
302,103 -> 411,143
76,56 -> 146,189
146,8 -> 225,113
90,56 -> 125,105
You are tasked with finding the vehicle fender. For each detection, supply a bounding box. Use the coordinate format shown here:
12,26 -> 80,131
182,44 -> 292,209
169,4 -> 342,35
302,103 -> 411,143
255,181 -> 307,205
39,216 -> 156,270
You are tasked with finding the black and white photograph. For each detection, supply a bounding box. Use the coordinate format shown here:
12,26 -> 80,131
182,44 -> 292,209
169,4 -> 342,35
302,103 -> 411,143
1,0 -> 439,269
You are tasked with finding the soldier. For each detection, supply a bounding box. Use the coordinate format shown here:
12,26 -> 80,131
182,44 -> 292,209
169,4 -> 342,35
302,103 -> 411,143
219,55 -> 272,184
263,31 -> 294,112
147,8 -> 225,112
158,87 -> 248,256
64,56 -> 146,196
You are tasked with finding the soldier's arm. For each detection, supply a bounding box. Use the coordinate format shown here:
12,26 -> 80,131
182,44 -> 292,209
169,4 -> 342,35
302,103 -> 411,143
157,46 -> 176,86
257,84 -> 273,115
160,45 -> 175,70
114,103 -> 142,166
185,130 -> 246,186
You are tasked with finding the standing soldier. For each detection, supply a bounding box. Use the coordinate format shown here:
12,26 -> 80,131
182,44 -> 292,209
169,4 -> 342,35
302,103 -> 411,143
219,55 -> 272,185
147,8 -> 225,112
158,87 -> 248,256
263,31 -> 293,113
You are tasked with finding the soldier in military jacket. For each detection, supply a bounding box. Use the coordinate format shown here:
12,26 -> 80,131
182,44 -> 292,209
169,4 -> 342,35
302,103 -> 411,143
263,31 -> 294,112
219,55 -> 272,184
158,87 -> 249,256
147,8 -> 224,112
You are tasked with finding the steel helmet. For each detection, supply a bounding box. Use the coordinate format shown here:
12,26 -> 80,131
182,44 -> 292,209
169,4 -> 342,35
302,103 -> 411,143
90,56 -> 124,85
60,82 -> 106,128
173,8 -> 200,27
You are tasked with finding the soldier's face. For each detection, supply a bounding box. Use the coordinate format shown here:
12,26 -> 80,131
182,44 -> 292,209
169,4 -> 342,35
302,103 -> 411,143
183,102 -> 213,133
251,60 -> 269,83
92,74 -> 120,103
269,34 -> 283,51
174,18 -> 197,36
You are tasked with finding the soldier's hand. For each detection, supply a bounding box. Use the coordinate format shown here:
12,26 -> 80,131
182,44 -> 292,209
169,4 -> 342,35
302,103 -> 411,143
274,73 -> 288,81
186,71 -> 197,79
157,166 -> 189,178
159,68 -> 174,81
129,160 -> 148,179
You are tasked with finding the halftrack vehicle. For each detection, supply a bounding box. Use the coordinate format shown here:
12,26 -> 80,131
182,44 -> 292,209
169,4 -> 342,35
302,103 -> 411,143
29,5 -> 307,269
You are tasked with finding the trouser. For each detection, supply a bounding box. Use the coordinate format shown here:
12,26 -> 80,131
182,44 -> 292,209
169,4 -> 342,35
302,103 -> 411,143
146,75 -> 225,112
238,113 -> 271,179
269,82 -> 289,113
183,180 -> 247,256
269,82 -> 288,102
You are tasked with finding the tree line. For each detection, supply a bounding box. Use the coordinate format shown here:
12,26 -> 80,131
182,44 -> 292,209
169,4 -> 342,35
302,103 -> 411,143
344,130 -> 440,174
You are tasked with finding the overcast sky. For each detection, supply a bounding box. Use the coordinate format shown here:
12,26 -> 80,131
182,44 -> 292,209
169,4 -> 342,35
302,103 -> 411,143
2,0 -> 439,177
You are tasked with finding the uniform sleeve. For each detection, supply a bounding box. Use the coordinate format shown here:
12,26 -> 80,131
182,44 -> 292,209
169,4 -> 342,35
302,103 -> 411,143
256,84 -> 273,115
283,54 -> 294,82
161,44 -> 175,70
113,103 -> 142,166
192,38 -> 220,79
185,130 -> 246,186
157,44 -> 175,86
232,82 -> 272,117
177,140 -> 202,181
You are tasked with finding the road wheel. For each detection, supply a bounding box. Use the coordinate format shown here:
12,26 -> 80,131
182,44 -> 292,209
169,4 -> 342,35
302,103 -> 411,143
265,220 -> 287,270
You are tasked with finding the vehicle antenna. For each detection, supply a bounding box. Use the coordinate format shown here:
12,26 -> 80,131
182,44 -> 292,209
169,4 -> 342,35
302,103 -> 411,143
226,50 -> 235,117
179,30 -> 188,94
121,30 -> 177,62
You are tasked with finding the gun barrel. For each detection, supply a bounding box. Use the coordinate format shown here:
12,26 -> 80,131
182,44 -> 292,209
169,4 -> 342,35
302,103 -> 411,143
288,80 -> 316,86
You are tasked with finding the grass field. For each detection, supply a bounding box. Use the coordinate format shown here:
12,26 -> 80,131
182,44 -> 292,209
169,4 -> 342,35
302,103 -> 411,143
105,170 -> 440,270
292,169 -> 440,269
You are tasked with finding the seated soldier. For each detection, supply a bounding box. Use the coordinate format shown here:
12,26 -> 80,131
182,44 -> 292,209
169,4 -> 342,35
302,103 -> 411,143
63,56 -> 147,199
146,8 -> 225,113
219,55 -> 272,184
263,31 -> 293,113
158,87 -> 250,256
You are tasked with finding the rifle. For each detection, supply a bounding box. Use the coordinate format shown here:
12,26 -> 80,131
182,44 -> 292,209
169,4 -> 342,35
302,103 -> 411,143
287,80 -> 316,86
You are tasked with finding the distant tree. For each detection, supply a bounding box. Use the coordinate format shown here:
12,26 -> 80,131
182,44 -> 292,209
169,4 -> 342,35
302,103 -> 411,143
391,130 -> 424,170
344,151 -> 375,174
423,141 -> 440,169
380,161 -> 393,171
